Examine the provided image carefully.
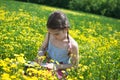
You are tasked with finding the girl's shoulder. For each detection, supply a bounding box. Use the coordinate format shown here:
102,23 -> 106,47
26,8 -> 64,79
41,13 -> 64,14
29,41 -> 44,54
69,36 -> 78,51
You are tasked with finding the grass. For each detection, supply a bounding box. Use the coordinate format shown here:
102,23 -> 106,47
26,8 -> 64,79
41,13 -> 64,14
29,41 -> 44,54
0,0 -> 120,80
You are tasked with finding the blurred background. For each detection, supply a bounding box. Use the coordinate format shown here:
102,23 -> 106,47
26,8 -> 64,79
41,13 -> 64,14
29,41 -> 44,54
16,0 -> 120,19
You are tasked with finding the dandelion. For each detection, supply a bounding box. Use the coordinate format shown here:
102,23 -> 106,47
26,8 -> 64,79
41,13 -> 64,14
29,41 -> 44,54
66,68 -> 71,72
0,9 -> 6,20
1,73 -> 11,80
19,9 -> 23,11
18,69 -> 24,74
11,63 -> 17,68
11,75 -> 16,79
108,27 -> 112,31
79,75 -> 84,79
81,65 -> 88,72
3,67 -> 11,72
78,64 -> 82,67
67,77 -> 74,80
15,54 -> 25,63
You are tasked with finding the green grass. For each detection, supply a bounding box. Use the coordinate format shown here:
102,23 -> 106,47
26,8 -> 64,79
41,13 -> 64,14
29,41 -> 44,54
0,0 -> 120,80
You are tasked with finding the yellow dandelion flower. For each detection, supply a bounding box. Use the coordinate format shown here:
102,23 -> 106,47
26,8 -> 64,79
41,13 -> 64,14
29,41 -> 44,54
0,9 -> 6,20
15,54 -> 25,63
11,63 -> 17,68
18,69 -> 24,74
81,65 -> 88,72
67,78 -> 73,80
31,77 -> 38,80
78,64 -> 82,67
11,75 -> 16,79
108,27 -> 112,31
3,67 -> 11,72
1,73 -> 11,80
5,58 -> 10,62
66,68 -> 71,71
79,75 -> 84,79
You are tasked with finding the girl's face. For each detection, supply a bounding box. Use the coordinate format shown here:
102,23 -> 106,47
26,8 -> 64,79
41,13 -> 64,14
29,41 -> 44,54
48,28 -> 67,41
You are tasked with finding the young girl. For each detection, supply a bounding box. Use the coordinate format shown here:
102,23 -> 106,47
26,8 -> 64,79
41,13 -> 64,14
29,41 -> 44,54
36,10 -> 79,79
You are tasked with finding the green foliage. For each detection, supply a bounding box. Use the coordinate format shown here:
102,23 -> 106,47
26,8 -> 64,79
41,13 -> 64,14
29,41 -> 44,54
69,0 -> 120,19
16,0 -> 120,19
16,0 -> 70,8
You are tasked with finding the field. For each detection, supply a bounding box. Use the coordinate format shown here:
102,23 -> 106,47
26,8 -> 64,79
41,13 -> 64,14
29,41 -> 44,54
0,0 -> 120,80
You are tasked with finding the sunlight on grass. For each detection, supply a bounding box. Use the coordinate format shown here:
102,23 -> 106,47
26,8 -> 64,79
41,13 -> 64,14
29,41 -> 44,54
0,0 -> 120,80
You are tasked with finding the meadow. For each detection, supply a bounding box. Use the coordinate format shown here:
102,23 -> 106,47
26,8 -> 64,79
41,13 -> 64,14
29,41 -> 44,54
0,0 -> 120,80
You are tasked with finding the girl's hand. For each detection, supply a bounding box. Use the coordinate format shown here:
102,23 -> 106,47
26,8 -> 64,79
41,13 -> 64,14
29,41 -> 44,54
38,51 -> 44,56
41,63 -> 57,70
46,63 -> 54,69
35,51 -> 45,64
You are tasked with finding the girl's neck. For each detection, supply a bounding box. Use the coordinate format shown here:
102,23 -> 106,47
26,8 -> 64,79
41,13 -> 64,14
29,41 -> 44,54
51,35 -> 69,49
55,35 -> 69,43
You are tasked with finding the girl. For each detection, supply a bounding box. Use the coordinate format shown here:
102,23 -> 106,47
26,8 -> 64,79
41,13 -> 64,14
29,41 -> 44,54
36,10 -> 79,79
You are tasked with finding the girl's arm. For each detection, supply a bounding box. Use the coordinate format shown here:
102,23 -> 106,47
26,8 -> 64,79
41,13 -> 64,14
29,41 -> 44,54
35,33 -> 49,63
38,33 -> 49,52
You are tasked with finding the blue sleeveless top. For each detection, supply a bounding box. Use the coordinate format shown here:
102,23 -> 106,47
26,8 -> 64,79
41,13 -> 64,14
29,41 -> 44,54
47,41 -> 70,64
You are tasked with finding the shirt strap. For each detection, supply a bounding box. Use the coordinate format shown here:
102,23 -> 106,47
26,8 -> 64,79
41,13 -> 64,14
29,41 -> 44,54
68,41 -> 72,56
43,32 -> 50,51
